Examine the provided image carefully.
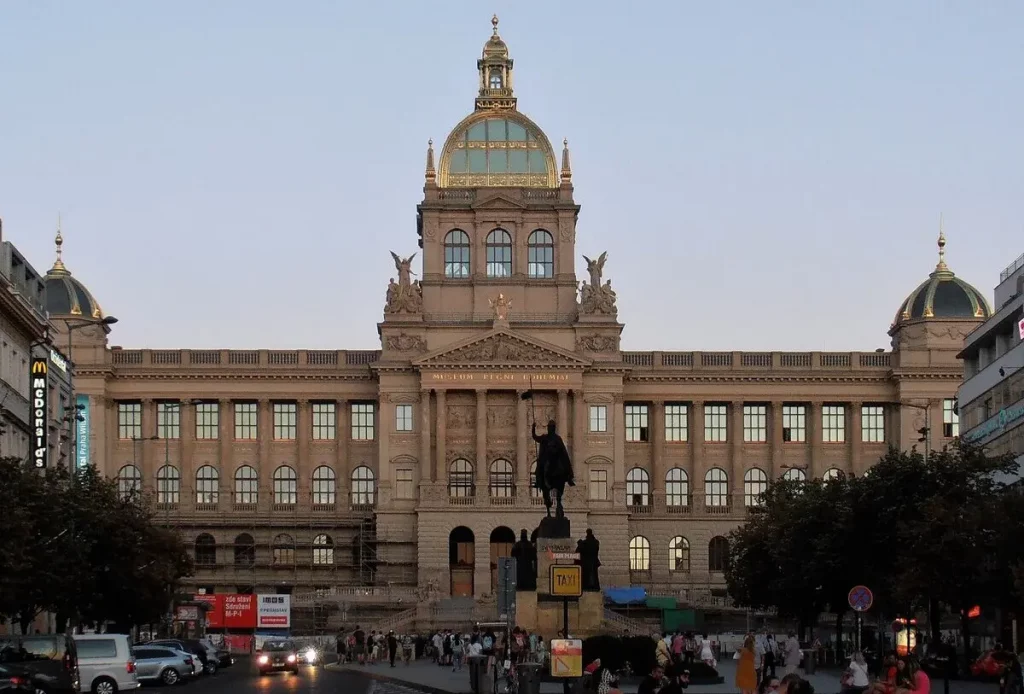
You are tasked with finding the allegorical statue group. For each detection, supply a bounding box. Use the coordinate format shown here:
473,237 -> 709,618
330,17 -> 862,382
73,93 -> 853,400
511,527 -> 602,594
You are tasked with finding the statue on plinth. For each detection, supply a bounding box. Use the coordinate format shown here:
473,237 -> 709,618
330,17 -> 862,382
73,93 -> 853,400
532,419 -> 575,518
384,251 -> 423,314
510,529 -> 537,591
579,529 -> 601,591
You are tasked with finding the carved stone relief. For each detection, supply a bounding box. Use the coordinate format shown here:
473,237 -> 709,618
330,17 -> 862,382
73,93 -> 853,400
385,333 -> 427,352
576,334 -> 619,352
487,405 -> 516,428
446,405 -> 476,429
428,334 -> 561,364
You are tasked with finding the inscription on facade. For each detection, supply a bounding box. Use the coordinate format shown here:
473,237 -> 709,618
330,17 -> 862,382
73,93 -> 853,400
429,372 -> 572,383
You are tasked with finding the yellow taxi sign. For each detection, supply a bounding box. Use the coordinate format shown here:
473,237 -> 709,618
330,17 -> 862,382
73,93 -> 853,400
550,565 -> 582,597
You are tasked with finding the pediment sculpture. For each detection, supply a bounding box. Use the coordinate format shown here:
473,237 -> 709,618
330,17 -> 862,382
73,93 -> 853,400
435,335 -> 561,364
579,252 -> 618,316
576,334 -> 618,352
385,333 -> 427,352
384,251 -> 423,314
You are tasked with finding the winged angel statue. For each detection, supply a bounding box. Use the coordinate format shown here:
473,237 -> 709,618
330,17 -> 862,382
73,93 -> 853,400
579,251 -> 617,315
385,251 -> 423,314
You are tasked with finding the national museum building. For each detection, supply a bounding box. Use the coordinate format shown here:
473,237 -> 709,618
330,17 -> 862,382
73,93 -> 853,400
47,20 -> 991,616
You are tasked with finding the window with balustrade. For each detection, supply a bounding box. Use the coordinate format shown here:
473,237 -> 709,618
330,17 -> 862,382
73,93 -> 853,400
704,404 -> 728,442
157,402 -> 181,439
943,400 -> 959,438
350,466 -> 376,506
194,534 -> 216,566
669,536 -> 690,572
486,229 -> 513,277
312,534 -> 335,565
273,466 -> 298,505
117,402 -> 142,440
449,459 -> 475,498
782,405 -> 806,442
527,230 -> 554,278
708,536 -> 729,572
743,468 -> 767,507
351,403 -> 376,441
396,404 -> 414,432
782,467 -> 807,482
822,405 -> 846,442
589,469 -> 608,501
626,467 -> 650,506
589,405 -> 608,433
273,403 -> 297,440
862,405 -> 885,442
444,230 -> 471,278
529,461 -> 542,499
234,533 -> 255,567
156,465 -> 180,504
117,464 -> 142,500
312,402 -> 336,440
704,468 -> 729,507
665,404 -> 688,442
234,465 -> 259,504
234,402 -> 258,440
195,402 -> 219,439
312,466 -> 336,505
396,469 -> 415,499
629,536 -> 651,571
272,534 -> 296,566
665,468 -> 689,507
196,465 -> 219,504
489,459 -> 514,498
743,405 -> 767,442
625,404 -> 649,442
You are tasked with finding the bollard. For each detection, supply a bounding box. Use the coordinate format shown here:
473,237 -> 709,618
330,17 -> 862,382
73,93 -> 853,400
517,662 -> 542,694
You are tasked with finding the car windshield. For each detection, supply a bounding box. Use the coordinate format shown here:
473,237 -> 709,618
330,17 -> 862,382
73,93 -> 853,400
264,642 -> 294,652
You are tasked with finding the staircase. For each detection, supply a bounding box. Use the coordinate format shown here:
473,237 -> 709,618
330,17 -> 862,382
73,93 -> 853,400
372,606 -> 419,633
603,608 -> 656,635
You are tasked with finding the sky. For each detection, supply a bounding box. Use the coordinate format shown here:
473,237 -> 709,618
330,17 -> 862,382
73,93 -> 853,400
1,1 -> 1021,351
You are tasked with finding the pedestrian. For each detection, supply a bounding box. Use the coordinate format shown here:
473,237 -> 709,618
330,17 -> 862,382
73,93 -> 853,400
353,625 -> 366,665
387,631 -> 398,667
452,633 -> 465,672
735,635 -> 758,694
763,632 -> 778,679
842,651 -> 870,694
783,632 -> 802,676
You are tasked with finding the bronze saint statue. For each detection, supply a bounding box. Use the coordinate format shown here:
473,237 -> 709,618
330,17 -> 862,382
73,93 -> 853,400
579,528 -> 601,591
510,529 -> 537,591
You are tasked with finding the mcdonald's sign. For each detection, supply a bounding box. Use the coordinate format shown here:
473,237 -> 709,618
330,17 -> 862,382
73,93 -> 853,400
30,358 -> 48,469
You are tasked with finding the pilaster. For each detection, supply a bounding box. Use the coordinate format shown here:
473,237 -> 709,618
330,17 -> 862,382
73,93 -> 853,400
476,389 -> 488,485
420,390 -> 432,482
571,390 -> 585,462
379,395 -> 392,483
810,401 -> 824,475
336,399 -> 349,495
435,390 -> 447,481
296,399 -> 310,475
849,401 -> 863,472
557,390 -> 569,438
691,401 -> 704,481
612,395 -> 625,483
517,390 -> 529,486
219,399 -> 232,477
651,400 -> 665,485
770,401 -> 784,478
257,398 -> 271,475
731,400 -> 743,492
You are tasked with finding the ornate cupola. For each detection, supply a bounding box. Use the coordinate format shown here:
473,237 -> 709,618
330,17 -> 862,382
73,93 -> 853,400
476,15 -> 516,111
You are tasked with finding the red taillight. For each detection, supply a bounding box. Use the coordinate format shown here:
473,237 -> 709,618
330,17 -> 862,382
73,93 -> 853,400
63,653 -> 73,671
185,657 -> 193,665
9,676 -> 26,686
126,661 -> 136,674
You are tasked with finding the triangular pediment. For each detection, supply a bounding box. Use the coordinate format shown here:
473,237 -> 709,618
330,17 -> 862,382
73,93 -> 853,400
413,329 -> 591,368
470,192 -> 527,210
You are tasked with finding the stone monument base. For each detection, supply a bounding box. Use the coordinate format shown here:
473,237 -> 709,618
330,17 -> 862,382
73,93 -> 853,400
515,591 -> 603,637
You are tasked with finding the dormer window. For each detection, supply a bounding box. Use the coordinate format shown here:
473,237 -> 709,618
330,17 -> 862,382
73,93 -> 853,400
489,70 -> 503,89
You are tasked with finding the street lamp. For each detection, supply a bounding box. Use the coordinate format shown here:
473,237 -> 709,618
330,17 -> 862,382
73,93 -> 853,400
902,402 -> 932,463
64,315 -> 118,467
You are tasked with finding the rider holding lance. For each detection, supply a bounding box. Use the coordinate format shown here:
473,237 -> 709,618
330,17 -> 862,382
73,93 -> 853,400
532,419 -> 575,517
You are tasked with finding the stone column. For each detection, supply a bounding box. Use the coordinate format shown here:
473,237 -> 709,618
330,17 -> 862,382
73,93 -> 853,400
612,396 -> 625,484
731,401 -> 744,496
809,401 -> 824,476
849,401 -> 863,473
690,401 -> 704,485
258,399 -> 271,505
476,389 -> 488,487
141,398 -> 155,473
770,401 -> 784,478
435,390 -> 447,482
652,400 -> 665,483
517,390 -> 529,488
218,400 -> 232,484
181,401 -> 194,477
420,391 -> 432,482
557,390 -> 569,436
572,390 -> 585,461
336,399 -> 349,500
378,396 -> 392,483
296,399 -> 310,476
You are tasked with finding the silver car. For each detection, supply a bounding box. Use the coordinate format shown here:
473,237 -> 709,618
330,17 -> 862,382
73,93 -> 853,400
129,646 -> 195,686
72,634 -> 139,694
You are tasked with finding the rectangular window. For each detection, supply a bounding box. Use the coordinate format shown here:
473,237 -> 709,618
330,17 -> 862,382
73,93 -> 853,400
195,402 -> 220,440
395,404 -> 414,432
234,402 -> 258,440
351,402 -> 376,441
272,402 -> 297,440
117,402 -> 142,440
589,405 -> 608,433
395,468 -> 414,499
312,402 -> 336,440
743,405 -> 767,442
625,404 -> 649,442
782,405 -> 807,442
156,402 -> 181,439
862,405 -> 886,442
942,399 -> 959,438
704,404 -> 728,442
665,404 -> 688,442
822,405 -> 846,443
589,469 -> 608,501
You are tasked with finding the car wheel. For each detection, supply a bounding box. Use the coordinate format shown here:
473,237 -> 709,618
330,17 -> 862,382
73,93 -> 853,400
34,687 -> 48,694
92,677 -> 118,694
160,668 -> 180,686
205,661 -> 218,675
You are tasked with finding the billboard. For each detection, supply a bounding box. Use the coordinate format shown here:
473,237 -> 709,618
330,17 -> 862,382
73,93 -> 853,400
30,358 -> 48,469
76,394 -> 90,471
222,594 -> 257,628
257,594 -> 291,628
194,594 -> 224,629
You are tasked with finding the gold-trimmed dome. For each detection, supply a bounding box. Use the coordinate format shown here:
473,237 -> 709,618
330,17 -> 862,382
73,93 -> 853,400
890,223 -> 990,330
44,222 -> 105,319
438,110 -> 558,188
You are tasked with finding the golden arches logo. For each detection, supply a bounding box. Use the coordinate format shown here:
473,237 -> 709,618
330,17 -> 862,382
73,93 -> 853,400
31,359 -> 47,375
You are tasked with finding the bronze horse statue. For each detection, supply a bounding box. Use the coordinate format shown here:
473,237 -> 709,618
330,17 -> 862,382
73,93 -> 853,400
531,420 -> 575,517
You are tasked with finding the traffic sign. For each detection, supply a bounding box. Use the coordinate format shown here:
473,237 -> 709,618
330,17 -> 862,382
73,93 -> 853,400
848,585 -> 873,612
550,565 -> 582,597
550,639 -> 583,678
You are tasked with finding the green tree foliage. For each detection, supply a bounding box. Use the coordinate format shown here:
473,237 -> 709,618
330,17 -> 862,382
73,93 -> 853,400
0,458 -> 193,632
725,442 -> 1021,646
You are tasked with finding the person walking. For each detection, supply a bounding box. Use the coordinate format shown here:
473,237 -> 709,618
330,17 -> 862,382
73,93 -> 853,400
783,632 -> 802,676
736,635 -> 759,694
387,631 -> 398,668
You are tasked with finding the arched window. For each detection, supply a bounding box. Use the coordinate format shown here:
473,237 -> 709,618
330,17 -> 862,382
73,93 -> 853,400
444,230 -> 471,278
743,468 -> 768,507
669,536 -> 690,572
156,465 -> 180,504
665,468 -> 689,507
233,533 -> 255,567
704,468 -> 729,507
195,465 -> 219,505
272,533 -> 295,566
312,465 -> 336,505
709,536 -> 729,572
822,468 -> 843,482
116,464 -> 142,500
194,533 -> 216,567
629,536 -> 651,571
626,467 -> 650,507
351,466 -> 376,507
485,229 -> 513,277
312,534 -> 335,565
527,230 -> 554,278
234,465 -> 258,504
489,459 -> 514,498
489,69 -> 503,90
782,467 -> 807,482
529,461 -> 541,498
273,465 -> 298,505
449,459 -> 475,498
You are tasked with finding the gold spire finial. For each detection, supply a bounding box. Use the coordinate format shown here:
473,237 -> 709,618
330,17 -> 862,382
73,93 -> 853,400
560,138 -> 572,183
425,139 -> 436,182
491,14 -> 499,35
935,213 -> 949,272
51,213 -> 68,275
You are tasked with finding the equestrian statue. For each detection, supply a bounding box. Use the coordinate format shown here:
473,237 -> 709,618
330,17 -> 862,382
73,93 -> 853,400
531,419 -> 575,517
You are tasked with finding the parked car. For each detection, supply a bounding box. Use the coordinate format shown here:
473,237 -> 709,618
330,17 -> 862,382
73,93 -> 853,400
971,650 -> 1014,679
256,641 -> 300,676
0,634 -> 80,694
198,640 -> 232,671
129,647 -> 194,686
0,665 -> 35,694
72,634 -> 138,694
142,641 -> 209,674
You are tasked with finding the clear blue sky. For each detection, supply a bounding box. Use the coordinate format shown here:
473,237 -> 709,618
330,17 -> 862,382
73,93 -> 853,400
1,1 -> 1021,351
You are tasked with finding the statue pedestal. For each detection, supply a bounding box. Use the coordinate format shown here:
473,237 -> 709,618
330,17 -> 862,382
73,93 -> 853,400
537,515 -> 570,539
515,591 -> 603,637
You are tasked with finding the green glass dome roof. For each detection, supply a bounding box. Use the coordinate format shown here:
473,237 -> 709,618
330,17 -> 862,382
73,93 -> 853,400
439,111 -> 557,188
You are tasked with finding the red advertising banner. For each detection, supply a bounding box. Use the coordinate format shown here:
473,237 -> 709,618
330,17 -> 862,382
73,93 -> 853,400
193,594 -> 224,629
222,635 -> 254,654
222,594 -> 257,628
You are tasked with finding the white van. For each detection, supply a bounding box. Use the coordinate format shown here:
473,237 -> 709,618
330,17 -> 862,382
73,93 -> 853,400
72,634 -> 140,694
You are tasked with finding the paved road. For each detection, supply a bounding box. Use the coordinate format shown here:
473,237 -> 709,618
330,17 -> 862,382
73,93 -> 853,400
140,658 -> 419,694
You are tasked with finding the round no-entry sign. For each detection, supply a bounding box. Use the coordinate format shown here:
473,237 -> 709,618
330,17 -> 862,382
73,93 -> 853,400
848,585 -> 873,612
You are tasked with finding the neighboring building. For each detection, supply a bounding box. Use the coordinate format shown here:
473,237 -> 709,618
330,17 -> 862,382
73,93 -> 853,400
48,20 -> 991,625
957,252 -> 1024,473
0,219 -> 52,463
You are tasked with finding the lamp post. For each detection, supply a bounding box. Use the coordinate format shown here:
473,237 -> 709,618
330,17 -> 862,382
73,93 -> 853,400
64,316 -> 118,470
902,401 -> 932,464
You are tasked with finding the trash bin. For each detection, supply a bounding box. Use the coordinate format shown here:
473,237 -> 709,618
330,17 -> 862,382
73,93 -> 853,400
804,649 -> 817,674
468,655 -> 485,694
517,662 -> 542,694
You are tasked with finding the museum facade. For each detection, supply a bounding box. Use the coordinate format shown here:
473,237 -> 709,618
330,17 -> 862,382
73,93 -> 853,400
46,19 -> 991,616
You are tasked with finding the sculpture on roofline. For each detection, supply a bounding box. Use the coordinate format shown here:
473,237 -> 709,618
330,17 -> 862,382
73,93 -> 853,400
579,251 -> 617,316
384,251 -> 423,314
